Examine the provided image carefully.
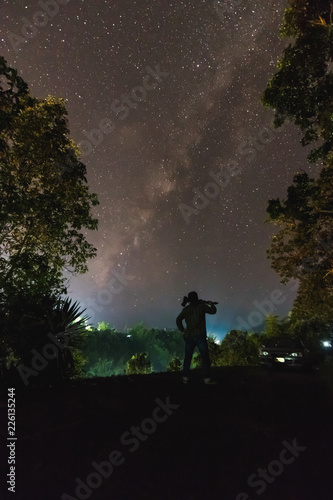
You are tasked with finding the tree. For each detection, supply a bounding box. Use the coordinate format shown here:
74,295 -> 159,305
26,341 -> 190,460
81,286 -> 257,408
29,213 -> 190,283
0,57 -> 99,317
97,321 -> 114,331
219,330 -> 260,365
289,314 -> 332,350
82,325 -> 185,376
127,324 -> 183,372
83,327 -> 129,376
266,160 -> 333,316
290,275 -> 333,325
263,315 -> 285,337
262,1 -> 333,322
266,169 -> 333,285
262,0 -> 333,162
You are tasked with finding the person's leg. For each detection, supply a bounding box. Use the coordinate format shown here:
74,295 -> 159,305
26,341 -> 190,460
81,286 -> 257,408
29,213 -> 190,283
183,338 -> 196,379
196,337 -> 211,380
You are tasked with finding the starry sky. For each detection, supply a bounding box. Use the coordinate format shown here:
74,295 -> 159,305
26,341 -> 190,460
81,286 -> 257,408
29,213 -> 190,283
0,0 -> 322,338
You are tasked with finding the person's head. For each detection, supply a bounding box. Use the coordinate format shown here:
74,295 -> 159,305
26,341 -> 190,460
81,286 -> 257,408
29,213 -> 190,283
181,291 -> 199,307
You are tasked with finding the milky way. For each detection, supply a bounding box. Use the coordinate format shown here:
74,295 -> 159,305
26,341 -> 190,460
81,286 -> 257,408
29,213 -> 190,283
0,0 -> 322,336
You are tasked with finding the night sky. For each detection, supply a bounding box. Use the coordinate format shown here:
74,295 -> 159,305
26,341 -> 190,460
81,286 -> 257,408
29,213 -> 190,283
0,0 -> 321,337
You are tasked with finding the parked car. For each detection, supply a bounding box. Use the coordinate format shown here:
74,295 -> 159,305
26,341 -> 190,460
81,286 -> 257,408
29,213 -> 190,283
259,337 -> 311,369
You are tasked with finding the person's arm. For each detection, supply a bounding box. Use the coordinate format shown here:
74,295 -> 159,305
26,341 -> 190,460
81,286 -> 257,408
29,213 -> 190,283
176,310 -> 185,332
204,302 -> 217,315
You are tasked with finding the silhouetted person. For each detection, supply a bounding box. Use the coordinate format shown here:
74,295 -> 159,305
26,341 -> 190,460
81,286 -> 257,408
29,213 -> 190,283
176,291 -> 217,384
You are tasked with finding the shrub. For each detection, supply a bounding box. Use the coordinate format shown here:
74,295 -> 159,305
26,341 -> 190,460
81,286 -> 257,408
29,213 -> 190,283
167,356 -> 182,372
127,352 -> 152,375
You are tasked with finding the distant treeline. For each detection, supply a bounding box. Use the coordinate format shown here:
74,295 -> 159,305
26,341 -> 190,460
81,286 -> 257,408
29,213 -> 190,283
83,323 -> 185,376
82,322 -> 262,377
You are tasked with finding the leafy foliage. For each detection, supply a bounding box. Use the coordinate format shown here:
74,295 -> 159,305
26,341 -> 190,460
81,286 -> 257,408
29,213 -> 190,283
86,358 -> 115,378
167,356 -> 182,372
192,333 -> 260,368
42,297 -> 90,348
266,162 -> 333,320
82,324 -> 184,377
97,321 -> 114,331
81,326 -> 263,376
219,330 -> 261,366
262,0 -> 333,162
266,169 -> 333,284
127,352 -> 152,375
1,297 -> 89,386
262,314 -> 294,339
289,314 -> 332,348
71,349 -> 89,379
83,327 -> 128,376
0,57 -> 99,316
290,276 -> 333,325
262,2 -> 333,331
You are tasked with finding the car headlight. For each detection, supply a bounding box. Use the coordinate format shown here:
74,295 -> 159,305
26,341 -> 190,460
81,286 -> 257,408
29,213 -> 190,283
290,352 -> 303,357
260,351 -> 269,356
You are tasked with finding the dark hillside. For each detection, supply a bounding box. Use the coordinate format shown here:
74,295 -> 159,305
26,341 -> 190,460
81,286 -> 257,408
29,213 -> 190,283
1,367 -> 333,500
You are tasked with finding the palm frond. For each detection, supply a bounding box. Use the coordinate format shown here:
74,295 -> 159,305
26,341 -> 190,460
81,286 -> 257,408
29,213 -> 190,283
43,297 -> 90,348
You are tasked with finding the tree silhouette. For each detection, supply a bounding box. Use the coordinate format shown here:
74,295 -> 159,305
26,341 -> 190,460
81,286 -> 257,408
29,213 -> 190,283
262,0 -> 333,162
0,57 -> 99,319
262,0 -> 333,323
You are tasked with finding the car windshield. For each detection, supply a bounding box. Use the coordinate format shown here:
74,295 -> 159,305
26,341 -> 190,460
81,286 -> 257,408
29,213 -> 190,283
263,338 -> 302,348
